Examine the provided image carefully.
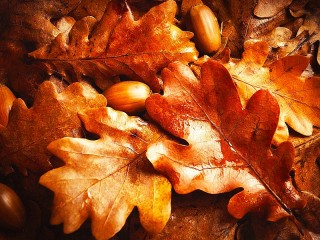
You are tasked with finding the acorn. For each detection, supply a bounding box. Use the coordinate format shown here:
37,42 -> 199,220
0,85 -> 16,127
103,81 -> 152,114
188,4 -> 221,53
0,183 -> 26,230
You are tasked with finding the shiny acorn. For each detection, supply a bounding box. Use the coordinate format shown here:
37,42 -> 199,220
188,4 -> 221,53
0,85 -> 16,127
0,183 -> 26,230
103,81 -> 152,114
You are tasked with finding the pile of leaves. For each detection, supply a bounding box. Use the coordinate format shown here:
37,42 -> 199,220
0,0 -> 320,239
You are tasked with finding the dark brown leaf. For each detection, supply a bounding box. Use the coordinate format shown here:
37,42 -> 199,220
29,0 -> 198,92
0,81 -> 106,173
254,0 -> 293,18
296,191 -> 320,234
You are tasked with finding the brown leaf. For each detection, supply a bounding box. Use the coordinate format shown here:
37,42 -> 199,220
236,216 -> 314,240
292,129 -> 320,197
1,0 -> 80,49
0,0 -> 104,101
29,0 -> 198,92
69,0 -> 110,21
270,30 -> 311,63
146,60 -> 305,221
296,8 -> 320,64
223,40 -> 320,144
0,81 -> 106,173
257,27 -> 293,48
254,0 -> 293,18
296,191 -> 320,234
247,9 -> 292,41
39,107 -> 172,240
129,191 -> 238,240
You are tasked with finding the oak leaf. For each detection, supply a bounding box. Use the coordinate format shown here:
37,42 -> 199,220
146,60 -> 305,221
39,107 -> 172,240
29,0 -> 198,92
0,0 -> 111,101
254,0 -> 292,18
236,216 -> 314,240
0,81 -> 106,173
223,40 -> 320,144
132,192 -> 238,240
296,191 -> 320,234
290,4 -> 320,64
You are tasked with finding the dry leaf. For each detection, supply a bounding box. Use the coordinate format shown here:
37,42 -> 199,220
0,81 -> 106,173
0,1 -> 319,239
29,0 -> 198,92
223,40 -> 320,144
293,129 -> 320,197
296,191 -> 320,234
129,191 -> 238,240
40,107 -> 171,240
146,60 -> 305,221
254,0 -> 293,18
0,0 -> 111,101
296,8 -> 320,64
247,9 -> 292,41
257,27 -> 293,48
236,216 -> 314,240
269,30 -> 311,63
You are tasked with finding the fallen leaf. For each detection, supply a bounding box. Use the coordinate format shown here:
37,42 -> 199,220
69,0 -> 110,21
257,27 -> 293,48
246,9 -> 292,41
296,8 -> 320,64
39,107 -> 172,240
246,26 -> 312,63
254,0 -> 292,18
0,81 -> 106,173
223,40 -> 320,143
29,0 -> 198,92
269,30 -> 311,63
292,129 -> 320,197
296,191 -> 320,234
236,216 -> 314,240
0,0 -> 111,101
128,191 -> 238,240
1,0 -> 79,49
146,60 -> 305,221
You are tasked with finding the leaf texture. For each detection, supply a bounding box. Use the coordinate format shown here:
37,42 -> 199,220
296,7 -> 320,64
254,0 -> 292,18
0,81 -> 106,173
224,40 -> 320,143
29,0 -> 198,91
146,60 -> 305,221
40,107 -> 171,240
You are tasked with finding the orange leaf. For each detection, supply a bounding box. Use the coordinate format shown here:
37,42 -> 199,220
39,107 -> 171,240
224,40 -> 320,144
0,81 -> 106,173
29,0 -> 198,92
146,60 -> 305,221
